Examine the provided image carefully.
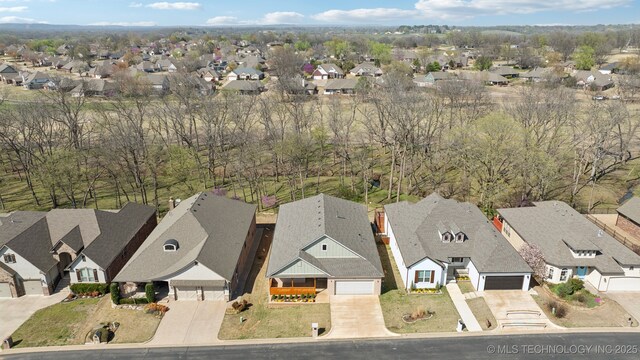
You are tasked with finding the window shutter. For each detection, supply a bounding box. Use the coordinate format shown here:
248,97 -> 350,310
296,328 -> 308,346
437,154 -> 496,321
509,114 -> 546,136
76,270 -> 81,282
430,271 -> 435,283
93,269 -> 99,283
414,271 -> 419,283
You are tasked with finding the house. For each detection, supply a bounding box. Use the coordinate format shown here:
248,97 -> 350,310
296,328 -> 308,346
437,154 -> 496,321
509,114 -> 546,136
266,194 -> 383,296
114,193 -> 258,301
279,76 -> 318,95
490,66 -> 519,79
521,67 -> 553,82
599,62 -> 620,75
349,62 -> 383,77
615,197 -> 640,239
145,74 -> 170,92
460,71 -> 509,86
61,60 -> 87,74
380,193 -> 532,292
22,72 -> 51,89
70,79 -> 117,97
0,203 -> 156,298
313,64 -> 345,80
497,201 -> 640,291
137,61 -> 156,73
220,80 -> 264,95
414,72 -> 454,87
196,68 -> 221,82
573,70 -> 614,91
323,79 -> 358,95
156,59 -> 178,72
88,63 -> 117,79
0,64 -> 20,84
227,67 -> 264,81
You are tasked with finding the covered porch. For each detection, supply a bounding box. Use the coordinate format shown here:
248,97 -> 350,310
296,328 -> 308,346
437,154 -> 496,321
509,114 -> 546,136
269,277 -> 328,295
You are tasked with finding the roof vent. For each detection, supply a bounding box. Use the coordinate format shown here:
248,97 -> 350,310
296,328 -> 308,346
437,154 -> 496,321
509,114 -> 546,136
597,229 -> 604,237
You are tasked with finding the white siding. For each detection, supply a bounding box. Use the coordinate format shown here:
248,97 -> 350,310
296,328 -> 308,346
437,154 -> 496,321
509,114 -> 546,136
467,260 -> 480,290
163,263 -> 225,281
385,216 -> 407,288
0,246 -> 52,288
586,268 -> 604,290
304,236 -> 359,258
68,255 -> 107,284
500,220 -> 526,251
407,257 -> 443,290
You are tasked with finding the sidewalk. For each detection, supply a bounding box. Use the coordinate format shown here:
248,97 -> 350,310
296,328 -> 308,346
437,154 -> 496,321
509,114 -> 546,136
446,283 -> 482,332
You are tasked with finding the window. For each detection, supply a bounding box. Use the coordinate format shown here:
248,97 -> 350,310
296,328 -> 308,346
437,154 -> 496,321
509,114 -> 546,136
559,268 -> 569,282
547,267 -> 554,280
321,244 -> 327,251
79,268 -> 96,282
630,266 -> 635,271
504,224 -> 511,237
450,257 -> 464,263
442,232 -> 453,243
3,254 -> 16,263
163,239 -> 179,252
416,270 -> 433,283
455,233 -> 465,243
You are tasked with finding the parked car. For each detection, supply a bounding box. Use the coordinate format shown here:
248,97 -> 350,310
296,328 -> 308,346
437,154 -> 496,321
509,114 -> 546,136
592,95 -> 607,100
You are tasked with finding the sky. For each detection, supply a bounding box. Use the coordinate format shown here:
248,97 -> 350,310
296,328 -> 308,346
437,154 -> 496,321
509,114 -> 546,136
0,0 -> 638,27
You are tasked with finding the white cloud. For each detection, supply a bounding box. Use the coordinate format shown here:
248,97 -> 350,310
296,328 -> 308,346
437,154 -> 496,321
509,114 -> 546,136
260,11 -> 304,24
312,8 -> 418,23
129,2 -> 143,8
89,21 -> 157,26
206,16 -> 238,25
0,6 -> 27,12
146,2 -> 200,10
0,16 -> 44,23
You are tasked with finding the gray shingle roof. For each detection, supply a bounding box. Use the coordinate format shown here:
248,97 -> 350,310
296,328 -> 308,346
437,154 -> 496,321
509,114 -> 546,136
1,214 -> 57,272
266,194 -> 383,279
384,193 -> 531,273
325,78 -> 358,91
114,193 -> 256,283
498,201 -> 640,274
617,197 -> 640,224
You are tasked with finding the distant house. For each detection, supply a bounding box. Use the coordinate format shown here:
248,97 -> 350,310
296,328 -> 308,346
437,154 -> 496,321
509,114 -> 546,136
313,64 -> 345,80
227,67 -> 264,81
22,71 -> 51,90
349,62 -> 383,77
573,70 -> 614,91
459,71 -> 509,86
521,67 -> 553,82
490,66 -> 519,79
380,193 -> 532,292
498,201 -> 640,292
266,194 -> 383,296
145,74 -> 170,92
323,78 -> 358,95
196,68 -> 221,82
114,193 -> 258,301
70,79 -> 117,97
137,61 -> 156,73
615,197 -> 640,239
414,72 -> 454,87
221,80 -> 264,95
156,59 -> 178,73
0,64 -> 20,84
88,63 -> 117,79
599,62 -> 620,75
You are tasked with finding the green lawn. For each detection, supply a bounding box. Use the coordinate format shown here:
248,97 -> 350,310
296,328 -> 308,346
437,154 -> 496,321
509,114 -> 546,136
380,289 -> 460,333
467,297 -> 496,330
11,298 -> 100,347
457,281 -> 476,294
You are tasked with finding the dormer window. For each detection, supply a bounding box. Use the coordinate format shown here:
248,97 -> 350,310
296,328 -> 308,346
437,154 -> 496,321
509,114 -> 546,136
163,239 -> 179,252
455,232 -> 466,243
442,232 -> 453,243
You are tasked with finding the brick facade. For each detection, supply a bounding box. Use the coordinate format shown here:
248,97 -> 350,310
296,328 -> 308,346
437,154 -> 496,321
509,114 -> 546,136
105,214 -> 157,283
0,267 -> 19,298
230,215 -> 257,297
616,214 -> 640,239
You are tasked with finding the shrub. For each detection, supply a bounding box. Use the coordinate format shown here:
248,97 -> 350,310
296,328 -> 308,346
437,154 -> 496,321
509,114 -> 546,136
231,299 -> 249,312
145,283 -> 155,303
110,283 -> 120,304
573,292 -> 587,304
547,300 -> 568,318
567,278 -> 584,293
71,283 -> 109,296
554,283 -> 573,298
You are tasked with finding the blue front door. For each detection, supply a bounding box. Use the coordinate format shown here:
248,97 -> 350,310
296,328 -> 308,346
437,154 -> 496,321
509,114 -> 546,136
576,266 -> 587,278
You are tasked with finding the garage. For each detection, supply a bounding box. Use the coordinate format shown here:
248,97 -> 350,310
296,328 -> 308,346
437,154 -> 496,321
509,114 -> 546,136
175,287 -> 199,300
0,283 -> 12,298
607,277 -> 640,291
23,280 -> 43,295
483,275 -> 524,290
335,280 -> 375,295
202,287 -> 224,300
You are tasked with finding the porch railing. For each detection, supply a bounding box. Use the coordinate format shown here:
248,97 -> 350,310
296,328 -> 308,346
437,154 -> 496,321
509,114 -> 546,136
269,287 -> 316,295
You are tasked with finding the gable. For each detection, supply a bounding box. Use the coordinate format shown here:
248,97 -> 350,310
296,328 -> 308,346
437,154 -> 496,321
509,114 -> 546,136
303,235 -> 360,259
272,258 -> 328,277
160,261 -> 225,281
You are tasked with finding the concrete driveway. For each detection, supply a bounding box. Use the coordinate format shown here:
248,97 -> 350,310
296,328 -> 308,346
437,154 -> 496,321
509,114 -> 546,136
324,295 -> 396,339
482,290 -> 555,330
606,292 -> 640,324
0,290 -> 69,341
148,300 -> 226,345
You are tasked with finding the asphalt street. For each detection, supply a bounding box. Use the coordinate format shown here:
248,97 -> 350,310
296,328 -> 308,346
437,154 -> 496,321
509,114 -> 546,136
5,333 -> 640,360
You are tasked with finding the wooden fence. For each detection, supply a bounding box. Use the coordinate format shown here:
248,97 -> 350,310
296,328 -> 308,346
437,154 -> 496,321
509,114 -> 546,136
586,214 -> 640,255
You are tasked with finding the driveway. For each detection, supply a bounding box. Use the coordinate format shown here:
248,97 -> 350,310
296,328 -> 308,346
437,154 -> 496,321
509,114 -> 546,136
149,300 -> 226,345
324,295 -> 396,339
606,292 -> 640,324
0,290 -> 69,341
482,290 -> 555,330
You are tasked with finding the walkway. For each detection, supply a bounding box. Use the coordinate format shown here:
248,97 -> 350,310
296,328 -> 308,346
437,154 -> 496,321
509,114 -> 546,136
324,295 -> 396,339
445,283 -> 482,332
148,300 -> 226,345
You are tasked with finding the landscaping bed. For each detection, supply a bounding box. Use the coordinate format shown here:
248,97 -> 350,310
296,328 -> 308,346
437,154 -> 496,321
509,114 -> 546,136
380,289 -> 460,333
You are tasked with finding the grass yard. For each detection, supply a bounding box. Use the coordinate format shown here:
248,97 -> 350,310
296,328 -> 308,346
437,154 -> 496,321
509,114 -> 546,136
11,296 -> 161,347
218,227 -> 331,339
380,289 -> 461,333
533,287 -> 637,328
457,281 -> 476,294
466,297 -> 496,330
378,243 -> 404,293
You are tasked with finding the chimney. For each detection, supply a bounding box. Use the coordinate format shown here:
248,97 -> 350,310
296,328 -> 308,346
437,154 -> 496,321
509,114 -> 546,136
169,197 -> 175,210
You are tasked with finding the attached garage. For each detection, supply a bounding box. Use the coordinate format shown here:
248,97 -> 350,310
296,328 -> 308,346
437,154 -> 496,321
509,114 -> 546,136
23,280 -> 43,295
606,277 -> 640,291
335,280 -> 375,295
171,280 -> 227,301
0,283 -> 12,298
175,287 -> 199,300
202,287 -> 224,300
483,275 -> 525,290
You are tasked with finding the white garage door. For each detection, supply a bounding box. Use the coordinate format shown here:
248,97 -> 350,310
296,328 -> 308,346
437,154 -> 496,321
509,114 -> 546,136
335,280 -> 375,295
175,287 -> 199,300
0,283 -> 11,298
607,277 -> 640,291
202,287 -> 224,301
24,280 -> 42,295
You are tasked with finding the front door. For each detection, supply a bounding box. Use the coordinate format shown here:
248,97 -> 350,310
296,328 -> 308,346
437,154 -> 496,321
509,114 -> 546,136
576,266 -> 587,278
